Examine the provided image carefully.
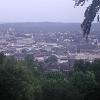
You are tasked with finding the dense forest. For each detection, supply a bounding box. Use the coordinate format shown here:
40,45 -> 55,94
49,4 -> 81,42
0,52 -> 100,100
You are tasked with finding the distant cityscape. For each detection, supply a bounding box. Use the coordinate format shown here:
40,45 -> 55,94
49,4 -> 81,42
0,22 -> 100,71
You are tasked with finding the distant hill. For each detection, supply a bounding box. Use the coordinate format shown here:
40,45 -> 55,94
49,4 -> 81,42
0,22 -> 99,34
0,22 -> 81,33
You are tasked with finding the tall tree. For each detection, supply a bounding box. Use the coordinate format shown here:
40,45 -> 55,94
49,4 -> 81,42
74,0 -> 100,38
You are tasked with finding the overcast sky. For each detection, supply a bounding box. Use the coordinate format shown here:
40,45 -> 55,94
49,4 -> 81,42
0,0 -> 91,23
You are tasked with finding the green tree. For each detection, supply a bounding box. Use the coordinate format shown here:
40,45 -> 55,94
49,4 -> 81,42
70,71 -> 96,100
44,55 -> 58,64
25,54 -> 34,67
74,0 -> 100,38
0,55 -> 39,100
0,52 -> 5,65
24,54 -> 39,72
73,60 -> 91,72
42,79 -> 80,100
89,59 -> 100,83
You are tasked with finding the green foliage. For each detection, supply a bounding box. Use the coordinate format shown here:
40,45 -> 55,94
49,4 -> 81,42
0,63 -> 34,100
0,52 -> 5,65
43,72 -> 65,80
74,0 -> 100,38
89,59 -> 100,83
70,71 -> 96,91
44,55 -> 58,64
74,60 -> 91,72
74,59 -> 100,83
42,79 -> 80,100
73,59 -> 100,100
0,54 -> 40,100
70,71 -> 96,99
25,54 -> 35,67
0,52 -> 100,100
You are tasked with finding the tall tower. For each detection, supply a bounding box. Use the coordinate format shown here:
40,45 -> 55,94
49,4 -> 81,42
32,33 -> 34,39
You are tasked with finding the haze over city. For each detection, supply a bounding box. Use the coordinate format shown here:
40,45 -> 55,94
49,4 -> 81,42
0,0 -> 92,23
0,0 -> 100,100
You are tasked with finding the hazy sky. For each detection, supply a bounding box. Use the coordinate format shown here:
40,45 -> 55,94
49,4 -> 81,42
0,0 -> 91,23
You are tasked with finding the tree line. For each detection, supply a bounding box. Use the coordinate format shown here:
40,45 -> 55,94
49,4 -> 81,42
0,52 -> 100,100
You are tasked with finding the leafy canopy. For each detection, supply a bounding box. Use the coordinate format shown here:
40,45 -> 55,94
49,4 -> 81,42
74,0 -> 100,38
